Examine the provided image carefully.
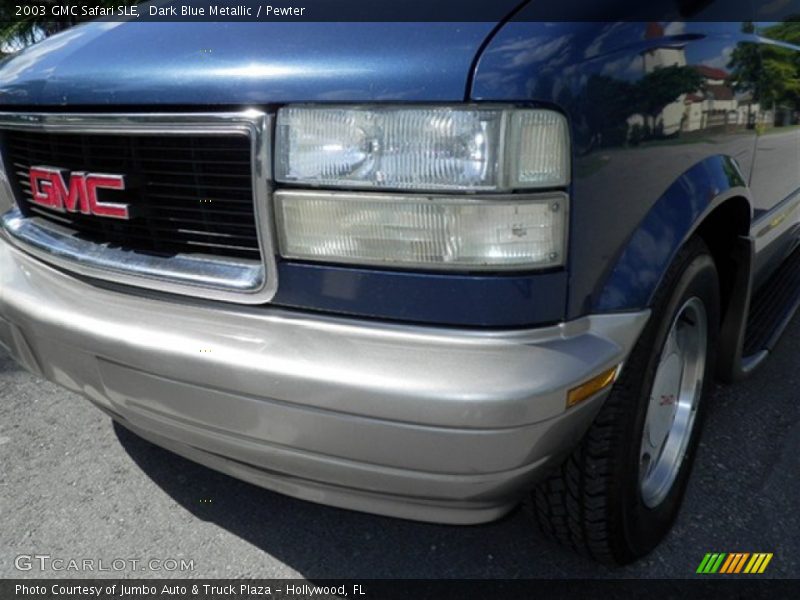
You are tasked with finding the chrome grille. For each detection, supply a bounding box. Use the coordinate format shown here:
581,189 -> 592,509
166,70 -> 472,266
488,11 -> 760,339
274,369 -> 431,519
5,130 -> 259,260
0,111 -> 277,304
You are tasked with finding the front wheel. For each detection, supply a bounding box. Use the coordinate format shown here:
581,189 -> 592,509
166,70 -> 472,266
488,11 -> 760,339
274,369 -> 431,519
531,237 -> 720,564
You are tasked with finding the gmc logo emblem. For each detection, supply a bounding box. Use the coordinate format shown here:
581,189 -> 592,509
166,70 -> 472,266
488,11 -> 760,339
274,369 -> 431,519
28,166 -> 130,220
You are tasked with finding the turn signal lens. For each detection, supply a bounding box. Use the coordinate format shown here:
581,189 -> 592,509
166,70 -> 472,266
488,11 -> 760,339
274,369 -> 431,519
567,366 -> 620,408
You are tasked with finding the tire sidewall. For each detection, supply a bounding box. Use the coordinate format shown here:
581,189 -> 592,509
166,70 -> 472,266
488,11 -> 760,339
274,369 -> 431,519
618,248 -> 720,560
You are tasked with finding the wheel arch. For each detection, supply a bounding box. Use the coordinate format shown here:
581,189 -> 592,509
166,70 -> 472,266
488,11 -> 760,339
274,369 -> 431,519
693,196 -> 754,382
594,155 -> 753,311
593,155 -> 754,381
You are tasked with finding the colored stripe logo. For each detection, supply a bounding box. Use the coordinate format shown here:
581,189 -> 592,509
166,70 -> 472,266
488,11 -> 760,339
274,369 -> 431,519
696,552 -> 773,574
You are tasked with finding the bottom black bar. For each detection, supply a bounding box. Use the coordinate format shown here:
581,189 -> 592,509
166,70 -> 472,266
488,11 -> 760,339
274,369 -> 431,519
1,579 -> 798,600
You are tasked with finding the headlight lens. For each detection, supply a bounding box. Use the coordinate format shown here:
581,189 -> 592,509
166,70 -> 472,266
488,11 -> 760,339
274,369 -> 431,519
275,106 -> 569,191
276,190 -> 567,270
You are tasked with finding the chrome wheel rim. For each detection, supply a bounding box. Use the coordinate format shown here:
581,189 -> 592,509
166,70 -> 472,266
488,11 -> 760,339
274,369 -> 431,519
639,297 -> 707,508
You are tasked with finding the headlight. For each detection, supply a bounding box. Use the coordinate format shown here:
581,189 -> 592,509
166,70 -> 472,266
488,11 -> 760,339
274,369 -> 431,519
275,106 -> 569,191
274,104 -> 570,271
276,190 -> 567,270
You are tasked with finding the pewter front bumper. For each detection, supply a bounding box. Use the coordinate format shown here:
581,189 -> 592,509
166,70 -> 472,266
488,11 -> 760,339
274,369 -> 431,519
0,235 -> 649,523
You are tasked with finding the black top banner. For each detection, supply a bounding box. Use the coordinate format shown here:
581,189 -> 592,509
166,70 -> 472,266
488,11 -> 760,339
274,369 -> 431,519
1,0 -> 798,23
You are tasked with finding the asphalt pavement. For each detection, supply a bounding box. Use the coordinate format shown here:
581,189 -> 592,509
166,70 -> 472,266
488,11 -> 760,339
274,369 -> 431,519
1,313 -> 799,579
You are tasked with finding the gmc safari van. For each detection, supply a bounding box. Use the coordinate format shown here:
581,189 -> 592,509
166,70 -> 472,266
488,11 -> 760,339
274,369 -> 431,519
1,1 -> 798,564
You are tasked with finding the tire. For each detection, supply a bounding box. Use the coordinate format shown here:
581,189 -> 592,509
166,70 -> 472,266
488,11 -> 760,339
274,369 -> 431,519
530,236 -> 720,564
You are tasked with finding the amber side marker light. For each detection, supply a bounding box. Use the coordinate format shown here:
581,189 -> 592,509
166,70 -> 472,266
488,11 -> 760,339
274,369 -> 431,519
567,366 -> 620,408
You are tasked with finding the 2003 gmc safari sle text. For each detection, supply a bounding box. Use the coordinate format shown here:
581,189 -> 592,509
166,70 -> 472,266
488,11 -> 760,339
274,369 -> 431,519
1,1 -> 799,565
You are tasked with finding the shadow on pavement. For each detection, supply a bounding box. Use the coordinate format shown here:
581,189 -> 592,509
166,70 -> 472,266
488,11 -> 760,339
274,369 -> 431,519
112,421 -> 597,579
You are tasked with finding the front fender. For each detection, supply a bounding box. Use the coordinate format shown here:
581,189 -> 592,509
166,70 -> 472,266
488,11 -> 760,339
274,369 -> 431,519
595,155 -> 753,312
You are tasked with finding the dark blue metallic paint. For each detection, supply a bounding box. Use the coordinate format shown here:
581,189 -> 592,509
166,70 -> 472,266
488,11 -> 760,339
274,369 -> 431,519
595,156 -> 749,311
274,262 -> 567,327
0,21 -> 506,105
471,17 -> 770,319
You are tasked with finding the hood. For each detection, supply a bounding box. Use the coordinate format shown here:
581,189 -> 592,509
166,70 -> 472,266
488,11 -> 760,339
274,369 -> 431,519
0,13 -> 523,106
